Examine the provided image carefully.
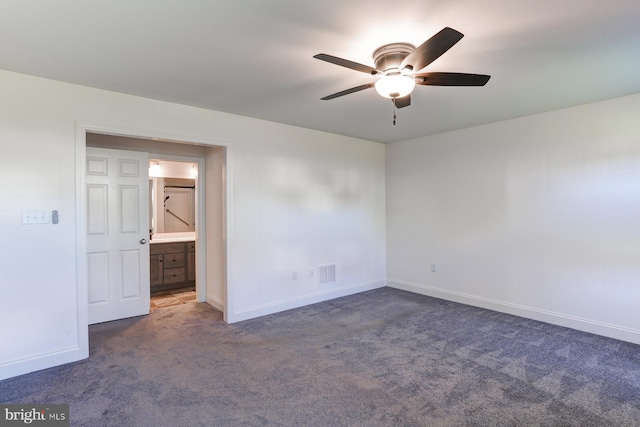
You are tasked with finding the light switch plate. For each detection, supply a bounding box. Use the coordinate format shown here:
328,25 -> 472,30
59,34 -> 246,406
22,210 -> 50,224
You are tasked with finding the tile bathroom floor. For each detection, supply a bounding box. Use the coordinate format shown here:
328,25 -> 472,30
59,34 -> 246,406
150,286 -> 196,311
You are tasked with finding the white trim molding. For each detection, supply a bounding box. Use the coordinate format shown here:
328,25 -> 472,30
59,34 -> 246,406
229,280 -> 386,323
207,296 -> 225,313
0,346 -> 84,381
387,279 -> 640,345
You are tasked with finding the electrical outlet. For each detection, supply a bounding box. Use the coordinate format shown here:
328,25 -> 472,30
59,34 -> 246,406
309,269 -> 315,279
431,263 -> 438,273
291,271 -> 297,280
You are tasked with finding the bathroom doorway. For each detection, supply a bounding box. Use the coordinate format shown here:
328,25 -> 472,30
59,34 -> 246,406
84,131 -> 228,319
148,159 -> 199,310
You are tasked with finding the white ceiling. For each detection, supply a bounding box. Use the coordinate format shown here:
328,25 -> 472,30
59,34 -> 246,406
1,0 -> 639,143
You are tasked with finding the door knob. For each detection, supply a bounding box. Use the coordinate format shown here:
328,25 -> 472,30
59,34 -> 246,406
140,238 -> 148,244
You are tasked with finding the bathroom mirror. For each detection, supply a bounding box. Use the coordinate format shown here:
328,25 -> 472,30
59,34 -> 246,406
149,160 -> 197,239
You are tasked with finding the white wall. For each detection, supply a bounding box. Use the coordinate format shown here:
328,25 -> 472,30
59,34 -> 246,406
205,146 -> 226,311
0,70 -> 386,380
387,93 -> 640,344
150,160 -> 196,179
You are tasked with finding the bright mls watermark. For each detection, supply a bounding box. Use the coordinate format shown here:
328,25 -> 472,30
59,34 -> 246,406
0,405 -> 69,427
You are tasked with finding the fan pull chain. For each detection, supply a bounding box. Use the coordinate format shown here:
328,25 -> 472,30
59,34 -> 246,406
392,98 -> 397,126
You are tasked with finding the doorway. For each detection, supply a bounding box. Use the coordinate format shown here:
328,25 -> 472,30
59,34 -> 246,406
82,129 -> 228,323
148,159 -> 199,311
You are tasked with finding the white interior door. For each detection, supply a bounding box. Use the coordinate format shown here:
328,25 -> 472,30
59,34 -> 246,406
86,147 -> 150,324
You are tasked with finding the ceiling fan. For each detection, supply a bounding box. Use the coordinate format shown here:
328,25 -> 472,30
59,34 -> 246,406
314,27 -> 490,114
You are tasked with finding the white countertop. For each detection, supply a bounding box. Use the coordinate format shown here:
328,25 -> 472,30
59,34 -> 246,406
150,232 -> 196,244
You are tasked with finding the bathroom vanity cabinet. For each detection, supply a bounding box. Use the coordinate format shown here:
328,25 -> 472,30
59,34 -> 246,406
150,241 -> 195,292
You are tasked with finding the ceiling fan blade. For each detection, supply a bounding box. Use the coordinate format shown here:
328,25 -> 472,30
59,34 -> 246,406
401,27 -> 464,72
415,72 -> 491,86
314,54 -> 380,75
320,83 -> 375,100
394,95 -> 411,108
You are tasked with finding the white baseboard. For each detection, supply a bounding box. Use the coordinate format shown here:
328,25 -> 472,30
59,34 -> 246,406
206,295 -> 224,312
0,345 -> 87,381
228,279 -> 387,323
387,279 -> 640,345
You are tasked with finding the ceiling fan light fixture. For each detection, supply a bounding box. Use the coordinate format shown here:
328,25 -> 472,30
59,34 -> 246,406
314,27 -> 490,110
374,74 -> 416,99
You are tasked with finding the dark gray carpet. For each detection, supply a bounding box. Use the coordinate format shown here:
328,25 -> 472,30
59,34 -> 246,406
2,287 -> 640,426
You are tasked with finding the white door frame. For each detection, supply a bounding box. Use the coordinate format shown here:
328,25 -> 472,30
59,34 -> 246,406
75,123 -> 234,354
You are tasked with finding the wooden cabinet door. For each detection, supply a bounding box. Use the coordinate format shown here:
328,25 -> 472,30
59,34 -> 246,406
150,254 -> 163,287
187,251 -> 196,281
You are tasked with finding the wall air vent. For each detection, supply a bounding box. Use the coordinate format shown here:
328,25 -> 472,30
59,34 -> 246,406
318,264 -> 336,286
